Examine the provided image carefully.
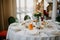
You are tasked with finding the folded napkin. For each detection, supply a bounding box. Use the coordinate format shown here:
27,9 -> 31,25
11,27 -> 21,32
40,33 -> 48,37
51,31 -> 60,35
44,30 -> 60,36
25,29 -> 39,35
10,23 -> 18,26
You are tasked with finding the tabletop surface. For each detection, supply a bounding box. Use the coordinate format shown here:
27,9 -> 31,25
6,20 -> 60,40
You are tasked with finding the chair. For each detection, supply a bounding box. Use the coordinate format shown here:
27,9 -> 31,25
56,16 -> 60,22
24,15 -> 31,20
8,16 -> 16,25
0,30 -> 7,40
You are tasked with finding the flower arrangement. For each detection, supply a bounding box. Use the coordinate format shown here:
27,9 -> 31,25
33,12 -> 42,20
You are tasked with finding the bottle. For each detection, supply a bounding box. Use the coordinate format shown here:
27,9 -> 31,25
39,17 -> 41,26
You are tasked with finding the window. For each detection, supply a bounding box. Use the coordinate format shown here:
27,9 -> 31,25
16,0 -> 34,22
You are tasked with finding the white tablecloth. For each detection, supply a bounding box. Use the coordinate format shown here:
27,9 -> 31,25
6,20 -> 60,40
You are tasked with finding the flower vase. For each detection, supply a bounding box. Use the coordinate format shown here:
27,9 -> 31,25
36,17 -> 41,28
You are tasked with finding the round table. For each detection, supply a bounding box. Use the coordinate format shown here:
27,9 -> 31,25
6,20 -> 60,40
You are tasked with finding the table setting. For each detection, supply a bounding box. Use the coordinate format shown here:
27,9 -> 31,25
6,19 -> 60,40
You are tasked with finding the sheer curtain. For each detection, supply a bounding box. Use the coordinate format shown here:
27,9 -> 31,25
16,0 -> 34,22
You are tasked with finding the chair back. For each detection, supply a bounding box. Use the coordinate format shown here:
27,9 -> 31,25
24,15 -> 31,20
56,16 -> 60,22
8,16 -> 16,25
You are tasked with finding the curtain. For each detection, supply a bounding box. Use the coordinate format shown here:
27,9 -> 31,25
0,0 -> 16,30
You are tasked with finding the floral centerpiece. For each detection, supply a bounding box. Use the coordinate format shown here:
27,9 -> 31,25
33,12 -> 42,28
33,12 -> 42,21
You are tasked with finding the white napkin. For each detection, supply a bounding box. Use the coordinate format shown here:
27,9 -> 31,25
54,21 -> 60,24
10,23 -> 18,26
25,29 -> 39,35
40,33 -> 48,37
10,27 -> 21,32
51,30 -> 60,35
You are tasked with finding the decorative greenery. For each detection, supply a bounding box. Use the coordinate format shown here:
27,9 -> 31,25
56,16 -> 60,22
33,12 -> 42,20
